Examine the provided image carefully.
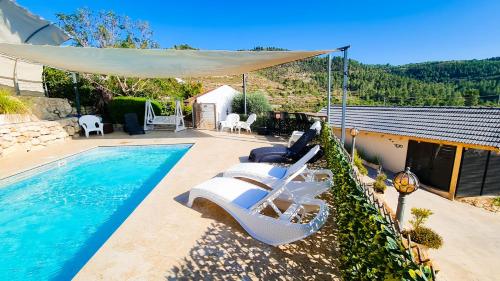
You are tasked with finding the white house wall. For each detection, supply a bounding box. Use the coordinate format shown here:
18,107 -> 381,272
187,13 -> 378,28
333,128 -> 409,172
196,85 -> 239,123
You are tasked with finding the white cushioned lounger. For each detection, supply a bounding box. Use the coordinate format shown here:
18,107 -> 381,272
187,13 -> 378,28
188,166 -> 329,246
223,145 -> 333,198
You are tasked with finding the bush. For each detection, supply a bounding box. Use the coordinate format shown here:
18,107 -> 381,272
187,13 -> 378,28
107,96 -> 163,124
232,92 -> 272,115
0,88 -> 29,114
403,208 -> 443,249
409,208 -> 433,230
319,122 -> 433,280
353,150 -> 368,175
403,227 -> 443,249
493,197 -> 500,207
373,172 -> 387,193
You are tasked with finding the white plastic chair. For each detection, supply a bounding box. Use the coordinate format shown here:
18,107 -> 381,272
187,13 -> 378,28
223,145 -> 333,199
236,113 -> 257,133
219,113 -> 240,132
288,121 -> 322,147
188,165 -> 329,246
78,115 -> 104,138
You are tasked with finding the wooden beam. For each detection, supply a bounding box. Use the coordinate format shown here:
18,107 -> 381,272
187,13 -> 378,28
448,145 -> 464,200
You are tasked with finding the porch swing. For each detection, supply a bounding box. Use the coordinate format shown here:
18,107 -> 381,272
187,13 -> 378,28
143,100 -> 186,132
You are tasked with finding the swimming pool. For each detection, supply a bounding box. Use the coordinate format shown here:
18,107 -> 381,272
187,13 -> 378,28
0,144 -> 191,280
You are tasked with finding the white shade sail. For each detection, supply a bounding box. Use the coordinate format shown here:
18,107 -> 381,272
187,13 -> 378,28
0,43 -> 331,78
0,0 -> 69,45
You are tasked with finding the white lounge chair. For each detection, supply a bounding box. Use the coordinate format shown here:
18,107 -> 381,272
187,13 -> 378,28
144,100 -> 186,132
236,113 -> 257,133
78,115 -> 104,138
188,165 -> 329,246
288,120 -> 322,147
219,113 -> 240,133
223,145 -> 332,199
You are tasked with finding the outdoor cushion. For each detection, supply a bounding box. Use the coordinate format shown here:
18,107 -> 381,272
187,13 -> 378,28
248,129 -> 317,163
123,113 -> 145,135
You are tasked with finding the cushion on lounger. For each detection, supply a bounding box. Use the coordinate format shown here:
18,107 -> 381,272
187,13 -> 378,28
288,129 -> 317,157
123,113 -> 145,135
249,146 -> 289,163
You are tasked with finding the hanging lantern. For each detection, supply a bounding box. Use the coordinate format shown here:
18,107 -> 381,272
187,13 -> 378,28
393,167 -> 419,195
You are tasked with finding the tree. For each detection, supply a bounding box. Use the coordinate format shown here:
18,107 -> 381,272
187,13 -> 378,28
172,44 -> 198,50
463,89 -> 480,106
232,92 -> 272,114
55,9 -> 159,104
48,9 -> 202,111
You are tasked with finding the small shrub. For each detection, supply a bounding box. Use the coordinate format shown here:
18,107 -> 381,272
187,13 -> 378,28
0,88 -> 29,114
493,197 -> 500,207
404,208 -> 443,249
403,227 -> 443,249
409,208 -> 433,230
232,92 -> 272,115
373,172 -> 387,193
107,96 -> 163,124
353,150 -> 368,175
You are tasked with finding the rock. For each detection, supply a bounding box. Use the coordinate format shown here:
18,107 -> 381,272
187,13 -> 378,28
2,134 -> 14,141
56,131 -> 69,139
39,135 -> 57,143
1,141 -> 12,148
65,126 -> 76,136
45,121 -> 59,128
16,136 -> 28,143
39,128 -> 50,135
0,116 -> 85,157
23,131 -> 41,138
30,138 -> 41,145
26,125 -> 40,132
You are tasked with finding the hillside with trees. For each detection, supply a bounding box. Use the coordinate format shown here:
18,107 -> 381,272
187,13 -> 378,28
256,56 -> 500,110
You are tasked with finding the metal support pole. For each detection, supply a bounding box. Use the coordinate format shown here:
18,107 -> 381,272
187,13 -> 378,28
13,59 -> 20,95
242,73 -> 247,115
327,54 -> 332,125
340,46 -> 350,144
71,72 -> 81,117
351,135 -> 356,162
395,193 -> 408,229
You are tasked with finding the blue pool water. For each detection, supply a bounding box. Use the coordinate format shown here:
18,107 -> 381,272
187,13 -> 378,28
0,144 -> 190,280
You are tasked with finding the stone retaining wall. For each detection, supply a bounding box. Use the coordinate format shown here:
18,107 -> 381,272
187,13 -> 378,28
0,118 -> 80,157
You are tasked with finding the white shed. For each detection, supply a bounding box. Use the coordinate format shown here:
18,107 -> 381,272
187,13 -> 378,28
196,85 -> 239,123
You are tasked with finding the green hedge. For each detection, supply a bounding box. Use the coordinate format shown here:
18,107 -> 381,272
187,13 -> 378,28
320,122 -> 433,280
107,96 -> 163,124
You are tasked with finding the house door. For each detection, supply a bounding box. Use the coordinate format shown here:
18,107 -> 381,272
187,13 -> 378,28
406,140 -> 456,192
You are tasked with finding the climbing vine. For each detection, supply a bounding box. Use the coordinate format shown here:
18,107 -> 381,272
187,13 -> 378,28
320,123 -> 433,280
